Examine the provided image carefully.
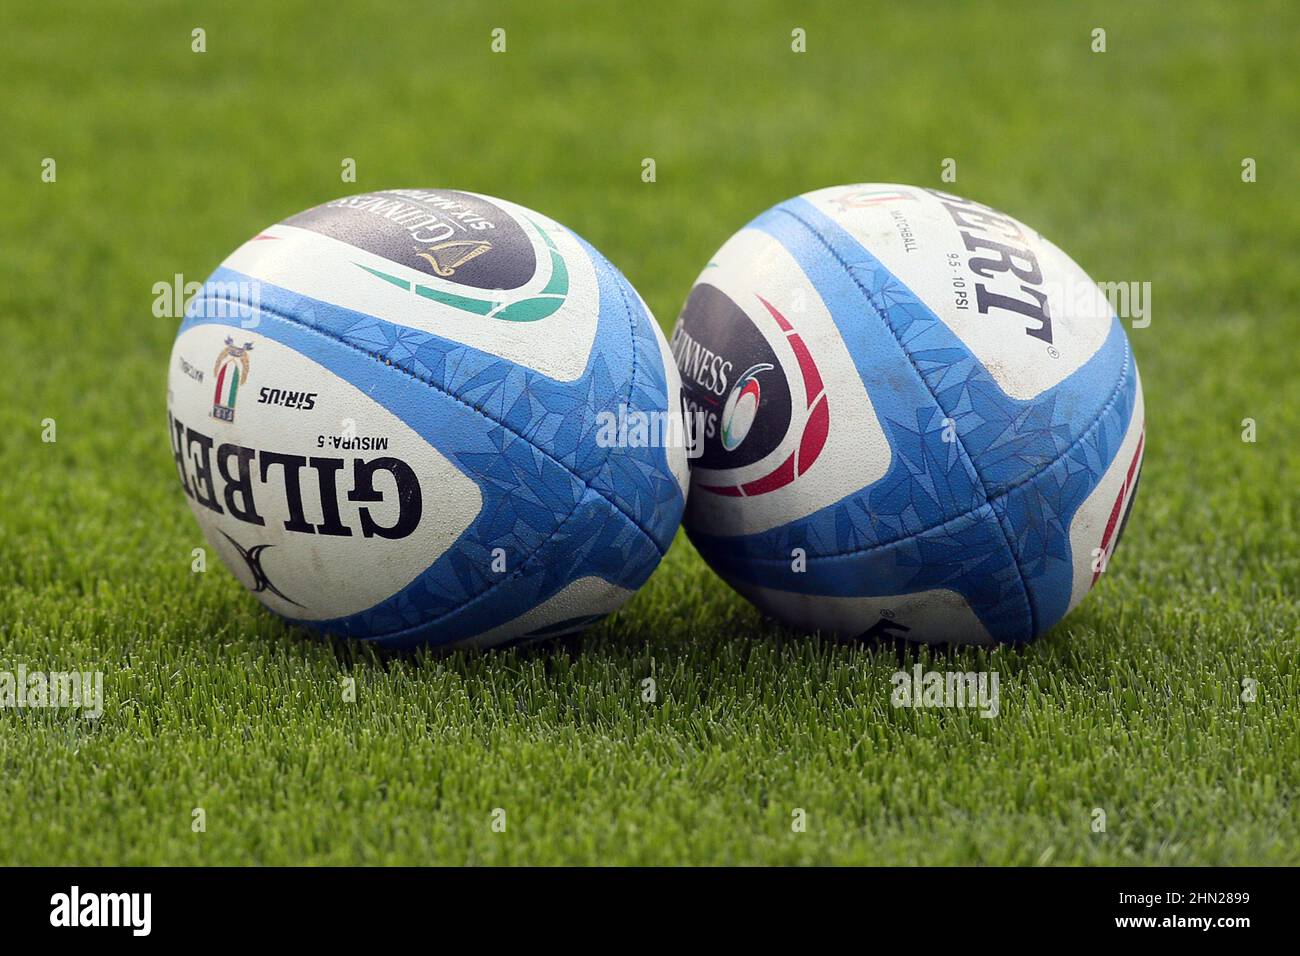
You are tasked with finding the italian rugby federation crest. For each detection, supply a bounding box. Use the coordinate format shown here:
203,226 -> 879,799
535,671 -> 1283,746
211,337 -> 253,423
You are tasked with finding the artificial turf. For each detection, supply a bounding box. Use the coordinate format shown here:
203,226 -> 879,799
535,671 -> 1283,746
0,0 -> 1296,865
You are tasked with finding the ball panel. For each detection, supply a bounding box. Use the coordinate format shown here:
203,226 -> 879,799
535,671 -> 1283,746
673,225 -> 924,539
446,577 -> 635,650
989,355 -> 1142,636
284,189 -> 539,292
218,189 -> 603,383
167,322 -> 481,622
796,184 -> 1114,402
727,581 -> 997,646
579,255 -> 690,552
692,501 -> 1030,642
773,191 -> 1133,497
1063,366 -> 1145,615
339,488 -> 662,649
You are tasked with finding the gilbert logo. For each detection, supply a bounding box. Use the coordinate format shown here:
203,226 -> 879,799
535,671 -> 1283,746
49,886 -> 151,937
931,188 -> 1055,345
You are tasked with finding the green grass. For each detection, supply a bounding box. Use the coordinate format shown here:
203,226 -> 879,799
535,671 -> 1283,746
1,0 -> 1297,864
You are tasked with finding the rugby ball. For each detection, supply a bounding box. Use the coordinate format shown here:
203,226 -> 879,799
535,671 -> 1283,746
167,189 -> 688,649
671,184 -> 1144,644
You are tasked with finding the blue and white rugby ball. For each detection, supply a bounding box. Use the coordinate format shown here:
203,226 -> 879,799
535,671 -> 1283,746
671,185 -> 1144,644
167,189 -> 688,649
